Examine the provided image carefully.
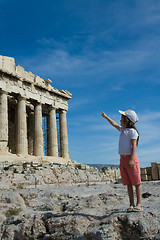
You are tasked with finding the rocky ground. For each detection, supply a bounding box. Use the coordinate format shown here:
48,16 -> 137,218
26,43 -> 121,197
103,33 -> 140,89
0,181 -> 159,240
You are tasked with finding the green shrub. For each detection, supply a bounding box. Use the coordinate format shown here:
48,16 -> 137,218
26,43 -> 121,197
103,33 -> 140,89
5,208 -> 21,218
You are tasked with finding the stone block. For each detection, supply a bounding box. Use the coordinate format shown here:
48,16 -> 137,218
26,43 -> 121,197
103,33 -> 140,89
141,175 -> 148,181
0,55 -> 15,73
0,56 -> 2,69
151,162 -> 159,180
141,168 -> 147,174
0,142 -> 8,152
80,164 -> 87,170
157,163 -> 160,176
31,162 -> 39,167
146,167 -> 152,176
115,178 -> 122,183
23,163 -> 31,171
115,169 -> 121,179
34,75 -> 46,88
45,79 -> 52,83
16,65 -> 34,83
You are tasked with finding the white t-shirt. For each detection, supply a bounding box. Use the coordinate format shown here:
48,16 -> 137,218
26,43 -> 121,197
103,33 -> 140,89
118,127 -> 138,155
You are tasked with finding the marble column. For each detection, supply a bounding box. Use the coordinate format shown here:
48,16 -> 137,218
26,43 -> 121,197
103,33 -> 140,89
48,107 -> 58,157
34,102 -> 44,156
59,109 -> 69,159
0,90 -> 8,152
17,96 -> 28,155
27,110 -> 34,155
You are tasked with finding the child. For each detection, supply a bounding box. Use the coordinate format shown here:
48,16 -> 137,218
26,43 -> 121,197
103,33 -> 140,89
101,109 -> 143,212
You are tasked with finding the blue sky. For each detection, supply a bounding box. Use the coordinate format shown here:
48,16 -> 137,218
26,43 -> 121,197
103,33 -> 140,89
1,0 -> 160,167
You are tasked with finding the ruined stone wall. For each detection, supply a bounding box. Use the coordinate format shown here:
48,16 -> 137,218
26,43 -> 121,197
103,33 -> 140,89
141,162 -> 160,181
102,166 -> 121,183
0,161 -> 114,190
102,162 -> 160,182
102,162 -> 160,183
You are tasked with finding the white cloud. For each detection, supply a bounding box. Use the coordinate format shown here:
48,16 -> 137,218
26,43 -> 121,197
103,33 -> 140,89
69,98 -> 90,110
19,32 -> 160,92
137,111 -> 160,145
139,111 -> 160,122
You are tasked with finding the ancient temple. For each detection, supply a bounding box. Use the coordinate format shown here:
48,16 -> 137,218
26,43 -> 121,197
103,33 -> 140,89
0,55 -> 72,164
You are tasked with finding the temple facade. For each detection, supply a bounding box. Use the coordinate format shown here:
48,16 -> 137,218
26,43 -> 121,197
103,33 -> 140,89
0,55 -> 72,163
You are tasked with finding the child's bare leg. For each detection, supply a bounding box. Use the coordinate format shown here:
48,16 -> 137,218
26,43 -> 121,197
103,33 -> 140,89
127,184 -> 134,206
135,184 -> 142,206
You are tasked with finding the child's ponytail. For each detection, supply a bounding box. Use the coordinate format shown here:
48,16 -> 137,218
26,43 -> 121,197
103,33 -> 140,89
125,116 -> 139,146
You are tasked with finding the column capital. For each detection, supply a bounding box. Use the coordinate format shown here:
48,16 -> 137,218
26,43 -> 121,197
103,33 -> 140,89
17,95 -> 26,101
50,105 -> 57,110
35,101 -> 42,106
31,101 -> 42,111
60,109 -> 67,113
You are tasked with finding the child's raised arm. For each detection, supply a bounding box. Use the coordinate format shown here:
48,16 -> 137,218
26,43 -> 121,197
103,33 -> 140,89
101,111 -> 121,131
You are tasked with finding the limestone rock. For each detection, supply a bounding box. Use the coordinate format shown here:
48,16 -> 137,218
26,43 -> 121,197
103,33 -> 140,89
0,163 -> 113,190
0,181 -> 159,239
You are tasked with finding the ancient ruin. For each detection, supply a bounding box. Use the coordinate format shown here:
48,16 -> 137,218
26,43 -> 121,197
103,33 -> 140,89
0,55 -> 73,164
141,162 -> 160,181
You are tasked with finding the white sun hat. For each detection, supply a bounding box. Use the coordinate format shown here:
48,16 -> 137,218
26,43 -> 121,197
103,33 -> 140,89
119,109 -> 138,123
